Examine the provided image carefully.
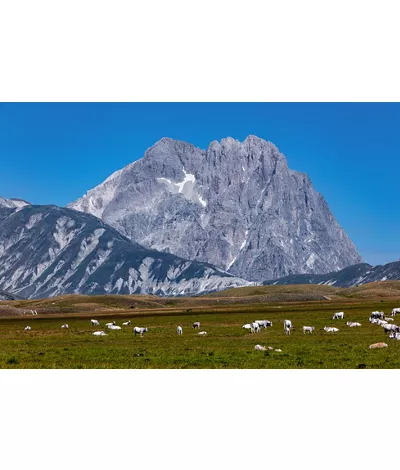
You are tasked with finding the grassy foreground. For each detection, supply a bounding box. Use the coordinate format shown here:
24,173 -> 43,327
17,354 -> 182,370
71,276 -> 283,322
0,298 -> 399,368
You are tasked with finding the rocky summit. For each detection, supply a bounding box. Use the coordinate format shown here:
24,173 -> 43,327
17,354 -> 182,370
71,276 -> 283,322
69,136 -> 362,281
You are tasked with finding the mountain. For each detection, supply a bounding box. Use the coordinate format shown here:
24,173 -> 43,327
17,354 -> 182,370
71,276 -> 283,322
0,205 -> 252,299
263,261 -> 400,287
0,196 -> 30,209
69,136 -> 362,281
0,289 -> 19,301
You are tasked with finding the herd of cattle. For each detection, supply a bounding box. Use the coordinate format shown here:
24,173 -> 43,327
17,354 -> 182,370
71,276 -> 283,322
21,308 -> 400,346
241,308 -> 400,342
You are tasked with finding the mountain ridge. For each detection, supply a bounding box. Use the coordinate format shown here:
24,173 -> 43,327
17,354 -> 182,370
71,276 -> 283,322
69,135 -> 362,281
0,204 -> 252,299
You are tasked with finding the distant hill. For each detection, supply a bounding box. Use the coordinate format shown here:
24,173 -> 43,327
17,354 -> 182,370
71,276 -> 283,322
262,262 -> 400,287
0,204 -> 251,299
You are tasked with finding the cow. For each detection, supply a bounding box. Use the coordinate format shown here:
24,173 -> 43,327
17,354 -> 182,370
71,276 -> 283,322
133,327 -> 148,337
332,312 -> 344,320
254,320 -> 272,329
303,326 -> 314,334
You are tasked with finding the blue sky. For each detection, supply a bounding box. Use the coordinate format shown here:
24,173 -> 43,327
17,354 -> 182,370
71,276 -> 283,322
0,103 -> 398,266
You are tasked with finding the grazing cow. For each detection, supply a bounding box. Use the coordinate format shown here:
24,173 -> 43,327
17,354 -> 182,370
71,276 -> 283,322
255,320 -> 272,329
133,327 -> 148,337
108,325 -> 121,330
192,322 -> 201,329
371,311 -> 385,320
24,326 -> 31,331
382,324 -> 399,333
93,331 -> 107,336
177,326 -> 183,335
303,326 -> 314,334
242,324 -> 255,333
346,321 -> 361,327
284,320 -> 293,329
389,331 -> 400,340
284,320 -> 293,335
251,322 -> 261,333
61,324 -> 69,329
324,326 -> 339,333
198,331 -> 207,336
122,321 -> 131,326
105,322 -> 116,327
333,312 -> 344,320
254,344 -> 267,351
391,308 -> 400,316
91,319 -> 100,327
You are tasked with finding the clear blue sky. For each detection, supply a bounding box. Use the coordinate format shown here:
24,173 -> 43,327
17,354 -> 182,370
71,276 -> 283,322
0,103 -> 398,266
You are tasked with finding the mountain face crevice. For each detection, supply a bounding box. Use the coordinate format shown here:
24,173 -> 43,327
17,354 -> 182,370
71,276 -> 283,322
68,135 -> 362,281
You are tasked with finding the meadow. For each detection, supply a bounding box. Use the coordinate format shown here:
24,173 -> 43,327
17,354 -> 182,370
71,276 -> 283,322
0,288 -> 399,368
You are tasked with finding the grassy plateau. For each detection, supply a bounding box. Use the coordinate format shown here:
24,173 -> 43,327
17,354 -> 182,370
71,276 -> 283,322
1,282 -> 400,368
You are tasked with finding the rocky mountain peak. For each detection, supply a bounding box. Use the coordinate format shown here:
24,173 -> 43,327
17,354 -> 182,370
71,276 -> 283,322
69,136 -> 362,281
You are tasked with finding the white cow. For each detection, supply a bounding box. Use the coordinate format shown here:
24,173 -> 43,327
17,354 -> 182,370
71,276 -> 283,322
108,325 -> 121,330
198,331 -> 207,336
91,319 -> 100,327
324,326 -> 339,333
385,317 -> 394,322
251,322 -> 261,333
371,311 -> 385,320
105,321 -> 116,327
376,319 -> 388,326
133,327 -> 148,337
303,326 -> 314,334
391,308 -> 400,316
192,322 -> 201,329
333,312 -> 344,320
389,331 -> 400,340
93,331 -> 107,336
24,326 -> 31,331
382,324 -> 399,333
122,321 -> 131,326
243,324 -> 255,333
177,326 -> 183,335
254,344 -> 267,351
284,320 -> 293,335
369,317 -> 379,324
61,324 -> 69,329
346,321 -> 361,327
255,320 -> 272,329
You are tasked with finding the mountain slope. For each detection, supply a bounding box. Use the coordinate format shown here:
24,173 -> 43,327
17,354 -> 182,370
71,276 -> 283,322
69,136 -> 362,281
0,196 -> 30,209
0,205 -> 251,299
0,289 -> 19,301
263,261 -> 400,287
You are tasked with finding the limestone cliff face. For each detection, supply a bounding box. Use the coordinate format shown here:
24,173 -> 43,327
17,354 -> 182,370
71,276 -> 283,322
69,135 -> 362,281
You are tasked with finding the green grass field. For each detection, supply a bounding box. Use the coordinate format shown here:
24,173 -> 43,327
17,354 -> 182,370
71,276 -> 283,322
0,297 -> 399,368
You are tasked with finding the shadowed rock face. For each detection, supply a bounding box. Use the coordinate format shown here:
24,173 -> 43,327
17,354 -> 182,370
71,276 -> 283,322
0,205 -> 252,299
69,136 -> 362,281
